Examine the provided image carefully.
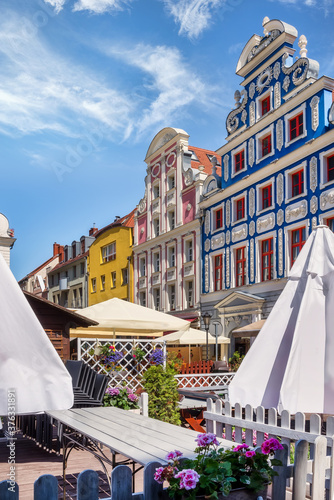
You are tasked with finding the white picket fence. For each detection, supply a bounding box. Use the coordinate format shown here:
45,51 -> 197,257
204,399 -> 334,499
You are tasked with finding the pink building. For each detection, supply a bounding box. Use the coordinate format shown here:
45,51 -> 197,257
133,127 -> 220,326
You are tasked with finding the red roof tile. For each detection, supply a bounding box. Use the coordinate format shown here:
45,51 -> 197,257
50,250 -> 89,273
188,146 -> 222,177
94,208 -> 135,238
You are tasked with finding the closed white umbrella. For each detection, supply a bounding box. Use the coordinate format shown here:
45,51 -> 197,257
0,254 -> 73,415
229,225 -> 334,414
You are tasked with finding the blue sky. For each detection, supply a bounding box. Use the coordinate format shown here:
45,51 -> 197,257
2,0 -> 334,280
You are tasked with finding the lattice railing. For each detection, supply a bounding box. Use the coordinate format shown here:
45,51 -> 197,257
175,372 -> 235,390
78,338 -> 165,392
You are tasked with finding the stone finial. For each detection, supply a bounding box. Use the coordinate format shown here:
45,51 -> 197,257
262,16 -> 270,36
298,35 -> 308,58
234,90 -> 241,108
198,165 -> 205,172
210,156 -> 217,175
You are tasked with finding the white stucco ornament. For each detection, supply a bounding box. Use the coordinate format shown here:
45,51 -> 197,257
0,214 -> 9,237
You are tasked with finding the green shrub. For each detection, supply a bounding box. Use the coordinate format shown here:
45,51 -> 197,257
229,351 -> 245,371
142,356 -> 181,425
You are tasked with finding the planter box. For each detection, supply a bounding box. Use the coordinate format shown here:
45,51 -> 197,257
194,486 -> 267,499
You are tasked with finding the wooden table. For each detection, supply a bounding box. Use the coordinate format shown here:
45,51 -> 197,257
48,407 -> 235,497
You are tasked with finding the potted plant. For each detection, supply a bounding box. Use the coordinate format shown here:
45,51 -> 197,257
154,433 -> 283,499
149,348 -> 165,365
98,343 -> 124,371
132,346 -> 146,363
103,386 -> 140,411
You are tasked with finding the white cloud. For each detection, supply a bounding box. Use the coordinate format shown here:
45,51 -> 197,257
72,0 -> 133,14
104,43 -> 222,136
43,0 -> 67,13
0,13 -> 134,140
162,0 -> 224,39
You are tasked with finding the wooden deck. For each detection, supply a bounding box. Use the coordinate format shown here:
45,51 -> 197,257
0,433 -> 144,499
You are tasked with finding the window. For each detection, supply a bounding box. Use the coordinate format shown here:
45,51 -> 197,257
79,288 -> 83,307
261,95 -> 270,116
284,103 -> 306,146
289,112 -> 303,141
261,238 -> 273,281
102,242 -> 116,262
291,169 -> 304,197
261,134 -> 272,157
185,240 -> 193,262
186,281 -> 194,308
262,185 -> 272,210
214,208 -> 223,230
328,155 -> 334,183
291,227 -> 306,266
91,278 -> 96,293
235,150 -> 244,172
139,257 -> 146,277
81,263 -> 85,275
111,271 -> 116,288
168,246 -> 175,268
214,254 -> 223,291
72,243 -> 76,259
153,252 -> 160,272
139,291 -> 146,307
122,268 -> 128,285
153,183 -> 160,199
100,275 -> 105,291
168,210 -> 175,230
153,218 -> 160,237
167,174 -> 175,190
236,198 -> 245,221
73,265 -> 77,279
168,284 -> 176,311
153,288 -> 160,310
326,217 -> 334,232
235,247 -> 246,287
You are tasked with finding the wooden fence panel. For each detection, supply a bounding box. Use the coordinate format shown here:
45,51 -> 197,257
111,465 -> 132,500
77,470 -> 99,500
311,436 -> 327,500
34,474 -> 58,500
0,481 -> 19,499
293,440 -> 308,500
272,444 -> 288,500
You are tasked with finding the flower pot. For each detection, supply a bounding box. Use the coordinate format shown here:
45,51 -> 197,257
194,486 -> 267,500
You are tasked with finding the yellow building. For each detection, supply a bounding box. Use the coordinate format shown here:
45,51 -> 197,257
88,210 -> 135,305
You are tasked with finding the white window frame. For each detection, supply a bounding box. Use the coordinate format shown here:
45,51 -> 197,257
111,271 -> 116,288
139,256 -> 146,277
212,203 -> 224,232
122,267 -> 128,286
139,291 -> 146,307
254,230 -> 277,283
320,147 -> 334,189
284,103 -> 307,148
168,283 -> 176,311
255,123 -> 275,164
184,238 -> 194,263
167,171 -> 175,191
231,190 -> 247,225
284,161 -> 307,203
102,242 -> 116,262
152,251 -> 160,273
168,210 -> 175,231
152,181 -> 160,199
230,241 -> 249,288
167,245 -> 176,269
231,141 -> 247,179
256,176 -> 275,215
91,277 -> 96,293
153,287 -> 161,310
211,249 -> 225,293
284,219 -> 309,271
153,217 -> 160,237
319,209 -> 334,229
185,280 -> 194,309
100,275 -> 105,291
256,87 -> 273,121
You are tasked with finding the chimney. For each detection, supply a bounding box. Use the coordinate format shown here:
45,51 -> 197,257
89,227 -> 98,236
53,243 -> 64,260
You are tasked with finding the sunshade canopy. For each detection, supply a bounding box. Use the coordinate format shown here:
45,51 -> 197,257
229,226 -> 334,414
232,319 -> 266,337
153,328 -> 230,345
0,254 -> 73,415
71,298 -> 191,338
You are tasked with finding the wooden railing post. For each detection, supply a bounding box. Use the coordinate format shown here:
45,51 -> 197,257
271,443 -> 288,500
206,398 -> 215,434
34,474 -> 58,500
77,470 -> 99,500
140,392 -> 148,417
293,439 -> 308,500
143,461 -> 164,500
311,435 -> 327,499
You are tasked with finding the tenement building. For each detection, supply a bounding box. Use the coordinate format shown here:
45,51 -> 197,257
200,18 -> 334,355
133,127 -> 220,326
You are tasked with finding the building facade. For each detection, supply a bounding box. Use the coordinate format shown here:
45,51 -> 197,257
19,243 -> 64,298
87,211 -> 135,306
200,18 -> 334,355
133,127 -> 220,325
47,229 -> 97,308
0,213 -> 15,267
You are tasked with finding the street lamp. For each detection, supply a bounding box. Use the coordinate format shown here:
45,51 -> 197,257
202,312 -> 212,361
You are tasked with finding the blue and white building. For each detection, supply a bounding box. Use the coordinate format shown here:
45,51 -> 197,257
200,17 -> 334,356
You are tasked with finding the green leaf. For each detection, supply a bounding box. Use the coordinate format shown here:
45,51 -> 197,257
239,475 -> 251,485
